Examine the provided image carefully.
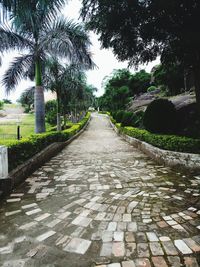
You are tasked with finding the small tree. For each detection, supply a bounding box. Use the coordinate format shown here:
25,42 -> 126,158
45,100 -> 57,125
18,87 -> 34,113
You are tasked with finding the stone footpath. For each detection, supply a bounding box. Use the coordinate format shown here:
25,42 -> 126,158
0,114 -> 200,267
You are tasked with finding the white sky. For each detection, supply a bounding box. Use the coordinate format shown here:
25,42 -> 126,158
0,0 -> 159,102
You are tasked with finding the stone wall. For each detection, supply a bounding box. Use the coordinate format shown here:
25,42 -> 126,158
110,119 -> 200,173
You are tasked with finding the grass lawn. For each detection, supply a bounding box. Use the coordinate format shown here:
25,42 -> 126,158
0,113 -> 51,140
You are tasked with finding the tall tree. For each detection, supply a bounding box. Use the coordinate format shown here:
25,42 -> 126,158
100,69 -> 131,111
45,59 -> 94,131
0,12 -> 93,133
81,0 -> 200,109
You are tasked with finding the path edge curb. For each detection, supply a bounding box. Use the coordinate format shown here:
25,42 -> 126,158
0,116 -> 91,198
108,116 -> 200,173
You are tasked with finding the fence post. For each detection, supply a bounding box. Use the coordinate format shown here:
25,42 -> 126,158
0,146 -> 8,179
17,125 -> 20,140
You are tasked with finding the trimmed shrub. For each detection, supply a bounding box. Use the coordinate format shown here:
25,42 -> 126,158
111,111 -> 117,120
121,112 -> 138,127
143,99 -> 177,134
115,110 -> 125,123
122,126 -> 200,154
109,113 -> 200,154
49,124 -> 72,132
0,112 -> 90,171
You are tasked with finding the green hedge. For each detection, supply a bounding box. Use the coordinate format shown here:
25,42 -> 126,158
0,112 -> 90,171
111,117 -> 200,154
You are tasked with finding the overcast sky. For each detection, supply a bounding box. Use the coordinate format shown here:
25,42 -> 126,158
0,0 -> 159,102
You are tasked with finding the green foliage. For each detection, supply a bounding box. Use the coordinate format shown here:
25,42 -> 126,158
18,87 -> 34,113
134,111 -> 145,128
143,99 -> 177,134
45,100 -> 57,125
0,101 -> 4,110
153,64 -> 184,96
147,86 -> 157,92
99,69 -> 131,111
129,70 -> 151,95
99,68 -> 151,112
81,1 -> 200,70
115,110 -> 125,123
44,59 -> 96,130
121,112 -> 137,127
122,127 -> 200,154
112,110 -> 144,128
0,112 -> 90,171
0,1 -> 94,133
109,114 -> 200,154
3,99 -> 12,104
81,1 -> 200,105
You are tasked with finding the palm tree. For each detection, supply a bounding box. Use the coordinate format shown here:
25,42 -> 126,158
44,59 -> 93,130
0,0 -> 65,67
0,16 -> 93,133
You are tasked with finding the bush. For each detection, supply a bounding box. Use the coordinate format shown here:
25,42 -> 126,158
115,110 -> 125,123
110,111 -> 117,120
147,86 -> 157,92
24,106 -> 31,113
46,109 -> 57,125
112,110 -> 144,128
0,112 -> 90,171
122,126 -> 200,154
134,111 -> 145,128
121,112 -> 140,127
143,99 -> 177,134
49,124 -> 72,132
121,112 -> 135,127
45,100 -> 57,125
109,113 -> 200,154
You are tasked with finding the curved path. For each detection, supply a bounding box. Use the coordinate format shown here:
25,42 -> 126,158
0,114 -> 200,267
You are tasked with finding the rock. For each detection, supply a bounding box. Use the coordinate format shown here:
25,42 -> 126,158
128,92 -> 196,113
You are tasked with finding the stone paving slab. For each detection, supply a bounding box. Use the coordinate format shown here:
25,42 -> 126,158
0,113 -> 200,266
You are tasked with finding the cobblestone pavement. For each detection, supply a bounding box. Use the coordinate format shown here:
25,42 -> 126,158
0,114 -> 200,267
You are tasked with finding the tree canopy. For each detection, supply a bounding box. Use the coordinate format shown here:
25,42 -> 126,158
153,64 -> 185,96
81,0 -> 200,106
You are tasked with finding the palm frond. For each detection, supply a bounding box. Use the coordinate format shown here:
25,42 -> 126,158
41,17 -> 96,70
9,0 -> 66,38
0,0 -> 66,22
0,24 -> 33,52
1,54 -> 33,94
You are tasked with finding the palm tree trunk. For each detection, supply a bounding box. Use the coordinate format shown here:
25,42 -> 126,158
35,59 -> 46,133
56,89 -> 62,131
